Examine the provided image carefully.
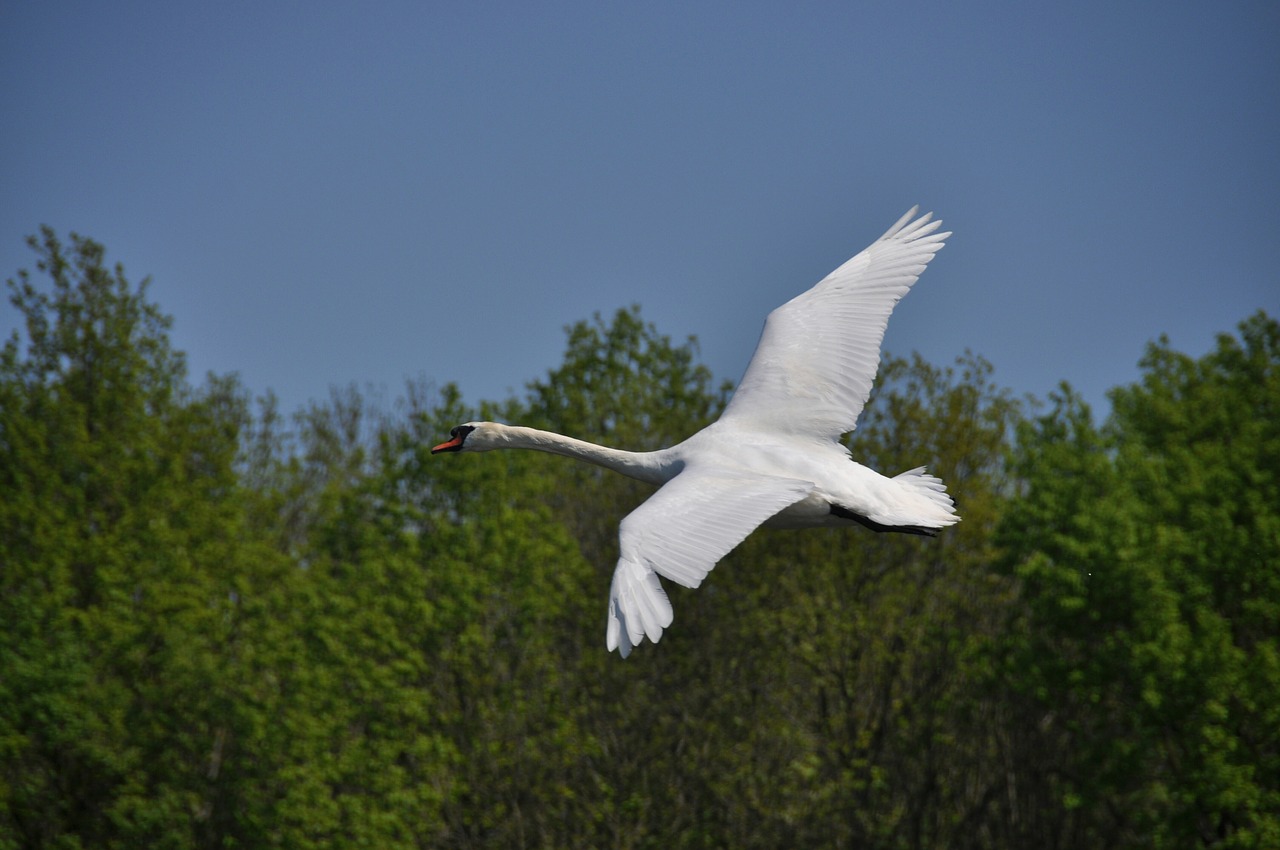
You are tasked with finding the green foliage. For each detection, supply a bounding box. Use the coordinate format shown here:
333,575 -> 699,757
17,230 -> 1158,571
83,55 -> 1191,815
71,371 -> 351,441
997,312 -> 1280,847
0,229 -> 298,848
691,350 -> 1025,849
3,229 -> 1273,849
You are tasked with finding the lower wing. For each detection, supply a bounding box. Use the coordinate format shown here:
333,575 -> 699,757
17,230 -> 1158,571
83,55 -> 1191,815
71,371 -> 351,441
607,467 -> 813,657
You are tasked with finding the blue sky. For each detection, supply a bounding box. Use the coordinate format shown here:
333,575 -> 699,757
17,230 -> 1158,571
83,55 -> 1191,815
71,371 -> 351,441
3,2 -> 1277,424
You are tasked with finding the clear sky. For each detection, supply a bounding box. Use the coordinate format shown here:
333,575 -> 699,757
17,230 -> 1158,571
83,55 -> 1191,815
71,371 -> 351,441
3,2 -> 1277,423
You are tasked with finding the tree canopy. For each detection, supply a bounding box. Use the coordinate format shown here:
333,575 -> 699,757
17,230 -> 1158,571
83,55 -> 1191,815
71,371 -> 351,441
2,230 -> 1276,848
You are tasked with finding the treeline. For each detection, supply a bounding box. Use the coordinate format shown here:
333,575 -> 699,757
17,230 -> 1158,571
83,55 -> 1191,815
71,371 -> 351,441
1,228 -> 1276,849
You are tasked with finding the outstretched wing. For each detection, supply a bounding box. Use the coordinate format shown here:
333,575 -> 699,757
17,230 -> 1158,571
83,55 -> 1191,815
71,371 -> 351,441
607,467 -> 813,657
719,208 -> 949,440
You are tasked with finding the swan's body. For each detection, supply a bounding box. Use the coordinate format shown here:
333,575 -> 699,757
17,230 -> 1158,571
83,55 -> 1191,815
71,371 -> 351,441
433,208 -> 958,656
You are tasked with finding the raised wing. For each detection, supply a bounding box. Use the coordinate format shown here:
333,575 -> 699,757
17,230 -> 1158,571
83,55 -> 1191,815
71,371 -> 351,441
607,467 -> 813,657
719,208 -> 949,440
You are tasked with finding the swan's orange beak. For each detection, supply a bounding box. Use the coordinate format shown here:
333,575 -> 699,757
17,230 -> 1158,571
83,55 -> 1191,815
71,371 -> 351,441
431,435 -> 465,454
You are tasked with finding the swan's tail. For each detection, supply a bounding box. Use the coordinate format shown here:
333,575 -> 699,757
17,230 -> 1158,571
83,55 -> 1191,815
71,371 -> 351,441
890,466 -> 961,529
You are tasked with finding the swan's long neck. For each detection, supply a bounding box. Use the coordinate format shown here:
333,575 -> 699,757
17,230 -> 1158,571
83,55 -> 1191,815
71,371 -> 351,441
484,424 -> 676,485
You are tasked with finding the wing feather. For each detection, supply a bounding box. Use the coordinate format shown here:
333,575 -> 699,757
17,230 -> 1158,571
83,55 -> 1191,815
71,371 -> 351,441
719,208 -> 949,439
606,468 -> 813,657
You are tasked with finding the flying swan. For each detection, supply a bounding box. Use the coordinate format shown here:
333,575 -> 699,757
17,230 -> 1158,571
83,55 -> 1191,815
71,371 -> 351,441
432,207 -> 959,656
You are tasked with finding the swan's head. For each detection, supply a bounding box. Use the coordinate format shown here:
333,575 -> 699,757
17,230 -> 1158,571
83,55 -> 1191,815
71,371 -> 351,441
431,421 -> 499,454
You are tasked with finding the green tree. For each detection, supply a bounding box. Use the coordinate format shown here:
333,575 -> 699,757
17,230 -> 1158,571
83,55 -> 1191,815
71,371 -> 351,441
517,325 -> 1026,848
517,307 -> 736,846
997,312 -> 1280,848
19,225 -> 1275,850
0,229 -> 296,849
252,378 -> 606,847
661,351 -> 1024,849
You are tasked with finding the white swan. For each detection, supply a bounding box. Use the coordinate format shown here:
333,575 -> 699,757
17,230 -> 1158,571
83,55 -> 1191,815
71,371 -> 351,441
432,207 -> 959,656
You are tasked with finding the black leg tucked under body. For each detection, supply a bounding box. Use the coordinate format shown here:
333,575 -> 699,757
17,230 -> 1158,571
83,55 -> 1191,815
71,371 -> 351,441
829,503 -> 937,537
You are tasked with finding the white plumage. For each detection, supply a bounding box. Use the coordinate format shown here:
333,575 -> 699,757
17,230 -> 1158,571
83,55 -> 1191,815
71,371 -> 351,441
433,208 -> 959,656
722,207 -> 948,439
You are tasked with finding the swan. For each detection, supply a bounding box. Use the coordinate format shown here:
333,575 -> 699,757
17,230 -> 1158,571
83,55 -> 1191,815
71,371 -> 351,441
432,207 -> 959,657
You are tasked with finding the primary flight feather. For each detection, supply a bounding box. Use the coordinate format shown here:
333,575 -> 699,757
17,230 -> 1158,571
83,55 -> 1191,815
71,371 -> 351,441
432,207 -> 958,656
